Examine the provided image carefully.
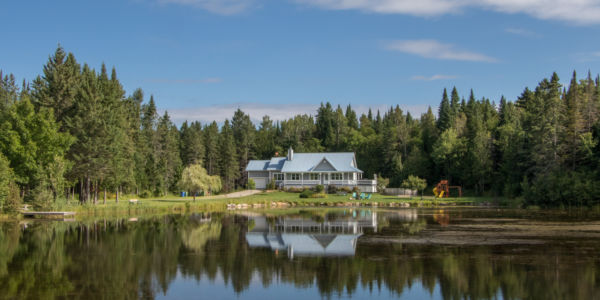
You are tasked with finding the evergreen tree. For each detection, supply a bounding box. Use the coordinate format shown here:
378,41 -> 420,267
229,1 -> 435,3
437,88 -> 452,132
204,122 -> 220,176
219,120 -> 238,191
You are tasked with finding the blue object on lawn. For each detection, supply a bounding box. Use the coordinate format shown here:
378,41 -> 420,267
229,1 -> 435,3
180,192 -> 186,197
352,192 -> 357,199
366,193 -> 372,200
360,193 -> 366,200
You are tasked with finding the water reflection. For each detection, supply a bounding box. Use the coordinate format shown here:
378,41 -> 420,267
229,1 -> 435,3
245,211 -> 378,257
0,208 -> 598,299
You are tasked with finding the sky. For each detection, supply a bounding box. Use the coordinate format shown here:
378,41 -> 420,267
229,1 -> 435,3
1,0 -> 600,124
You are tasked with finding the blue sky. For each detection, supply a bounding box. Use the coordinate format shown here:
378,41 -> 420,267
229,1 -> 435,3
1,0 -> 600,123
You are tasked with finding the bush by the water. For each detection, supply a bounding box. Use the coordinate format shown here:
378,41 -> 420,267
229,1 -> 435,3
315,185 -> 324,193
247,179 -> 255,189
327,185 -> 338,194
266,180 -> 276,190
299,190 -> 327,198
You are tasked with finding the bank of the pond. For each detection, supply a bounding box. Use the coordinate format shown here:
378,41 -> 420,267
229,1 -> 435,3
1,191 -> 504,219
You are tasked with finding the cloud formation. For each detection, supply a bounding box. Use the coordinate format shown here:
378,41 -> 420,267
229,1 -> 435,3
411,74 -> 458,81
164,102 -> 430,124
294,0 -> 600,24
385,39 -> 497,62
157,0 -> 254,15
505,27 -> 541,38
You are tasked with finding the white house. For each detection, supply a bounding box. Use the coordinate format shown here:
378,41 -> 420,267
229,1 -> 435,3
245,147 -> 377,192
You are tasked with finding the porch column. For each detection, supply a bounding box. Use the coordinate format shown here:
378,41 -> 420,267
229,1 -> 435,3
301,172 -> 304,186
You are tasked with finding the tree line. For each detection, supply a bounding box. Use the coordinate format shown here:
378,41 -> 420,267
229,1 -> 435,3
1,46 -> 600,209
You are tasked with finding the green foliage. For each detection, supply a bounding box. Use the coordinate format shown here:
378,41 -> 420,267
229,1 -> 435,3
2,46 -> 600,208
179,164 -> 222,200
402,175 -> 427,198
315,184 -> 324,193
247,179 -> 256,190
376,176 -> 389,193
299,189 -> 314,198
266,180 -> 276,190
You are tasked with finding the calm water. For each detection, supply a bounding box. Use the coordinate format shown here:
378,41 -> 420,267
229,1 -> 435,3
1,208 -> 599,299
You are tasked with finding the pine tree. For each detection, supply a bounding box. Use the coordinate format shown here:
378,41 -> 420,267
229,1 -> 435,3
345,104 -> 359,130
219,120 -> 238,191
437,88 -> 452,132
31,46 -> 81,128
204,121 -> 220,175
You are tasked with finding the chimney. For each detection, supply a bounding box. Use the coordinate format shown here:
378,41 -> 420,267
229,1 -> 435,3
287,147 -> 294,161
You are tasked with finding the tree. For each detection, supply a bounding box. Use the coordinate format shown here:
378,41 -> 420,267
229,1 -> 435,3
0,153 -> 14,212
179,164 -> 221,201
219,120 -> 238,191
437,89 -> 452,132
401,175 -> 427,200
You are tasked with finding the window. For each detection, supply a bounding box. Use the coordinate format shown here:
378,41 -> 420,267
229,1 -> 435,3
309,173 -> 320,180
273,173 -> 284,181
287,173 -> 301,180
331,173 -> 343,180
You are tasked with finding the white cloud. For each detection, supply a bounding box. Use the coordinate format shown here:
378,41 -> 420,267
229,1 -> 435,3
411,74 -> 458,81
385,39 -> 497,62
157,0 -> 254,15
164,102 -> 430,125
505,27 -> 541,38
146,78 -> 223,84
294,0 -> 600,25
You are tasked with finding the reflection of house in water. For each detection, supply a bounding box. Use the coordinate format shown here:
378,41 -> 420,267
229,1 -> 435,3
245,211 -> 377,258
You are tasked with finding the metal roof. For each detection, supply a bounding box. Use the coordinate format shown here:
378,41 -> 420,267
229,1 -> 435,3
245,160 -> 269,171
246,151 -> 363,173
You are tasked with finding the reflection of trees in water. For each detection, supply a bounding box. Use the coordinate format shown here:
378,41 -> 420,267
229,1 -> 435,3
0,215 -> 598,299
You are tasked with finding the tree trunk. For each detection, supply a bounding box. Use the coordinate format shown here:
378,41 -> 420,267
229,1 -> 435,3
116,187 -> 119,204
86,177 -> 91,203
103,189 -> 106,205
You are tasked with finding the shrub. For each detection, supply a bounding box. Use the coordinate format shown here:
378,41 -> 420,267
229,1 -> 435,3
31,186 -> 53,211
315,184 -> 324,193
266,180 -> 276,190
139,190 -> 152,198
287,187 -> 304,193
299,190 -> 315,198
247,179 -> 256,189
351,186 -> 360,194
3,183 -> 22,213
327,185 -> 338,194
339,186 -> 352,193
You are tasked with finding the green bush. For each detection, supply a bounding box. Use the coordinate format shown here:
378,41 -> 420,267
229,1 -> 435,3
315,184 -> 324,193
339,186 -> 352,193
327,185 -> 338,194
351,186 -> 360,194
266,180 -> 276,190
311,193 -> 327,198
3,183 -> 22,213
139,190 -> 152,198
247,179 -> 256,189
30,186 -> 53,210
299,189 -> 314,198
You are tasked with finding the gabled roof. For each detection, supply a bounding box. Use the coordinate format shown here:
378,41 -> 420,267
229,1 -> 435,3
281,152 -> 362,173
266,157 -> 286,170
246,151 -> 363,173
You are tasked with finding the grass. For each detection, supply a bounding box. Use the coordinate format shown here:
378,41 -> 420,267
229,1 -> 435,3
2,191 -> 504,219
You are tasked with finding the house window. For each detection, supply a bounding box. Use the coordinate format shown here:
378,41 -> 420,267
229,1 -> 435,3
287,173 -> 301,180
331,173 -> 343,180
309,173 -> 319,180
273,173 -> 284,181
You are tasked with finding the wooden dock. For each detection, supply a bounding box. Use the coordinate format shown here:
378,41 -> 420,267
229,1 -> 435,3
22,211 -> 76,218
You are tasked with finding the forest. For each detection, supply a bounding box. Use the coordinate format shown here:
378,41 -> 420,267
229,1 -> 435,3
1,46 -> 600,211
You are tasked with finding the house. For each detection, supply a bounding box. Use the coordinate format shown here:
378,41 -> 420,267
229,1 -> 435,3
245,147 -> 377,192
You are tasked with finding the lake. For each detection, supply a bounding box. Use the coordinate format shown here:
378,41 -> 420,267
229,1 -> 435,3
1,207 -> 599,299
